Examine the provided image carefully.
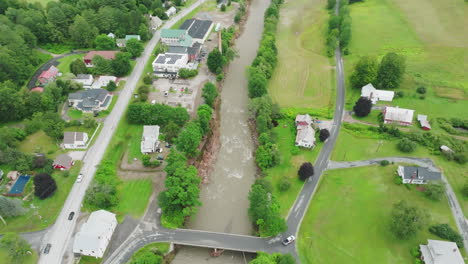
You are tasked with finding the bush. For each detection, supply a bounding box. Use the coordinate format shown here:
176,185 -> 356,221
221,4 -> 226,11
410,246 -> 421,258
202,82 -> 218,108
33,173 -> 57,199
298,162 -> 314,181
63,171 -> 70,177
429,224 -> 464,248
353,97 -> 372,117
396,91 -> 405,98
143,74 -> 153,85
278,178 -> 291,192
319,129 -> 330,142
216,73 -> 224,81
424,183 -> 445,201
390,201 -> 427,240
397,138 -> 417,153
142,155 -> 160,168
394,176 -> 403,185
416,86 -> 426,94
178,68 -> 198,79
454,153 -> 467,164
290,146 -> 300,155
380,160 -> 390,166
106,81 -> 117,91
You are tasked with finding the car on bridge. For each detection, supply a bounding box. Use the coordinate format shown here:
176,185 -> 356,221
44,243 -> 52,254
282,235 -> 295,246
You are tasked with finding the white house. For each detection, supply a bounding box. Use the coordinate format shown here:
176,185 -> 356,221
63,132 -> 89,149
72,74 -> 94,89
420,239 -> 464,264
295,114 -> 315,148
149,15 -> 163,31
152,53 -> 189,78
361,83 -> 395,104
107,32 -> 115,39
165,6 -> 177,17
383,106 -> 414,126
141,125 -> 160,154
397,165 -> 441,184
91,76 -> 117,89
73,210 -> 117,258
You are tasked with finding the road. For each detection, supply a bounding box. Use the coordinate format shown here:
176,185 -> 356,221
36,1 -> 207,263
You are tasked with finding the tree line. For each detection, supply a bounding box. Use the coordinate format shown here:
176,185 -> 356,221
207,26 -> 237,79
326,0 -> 352,56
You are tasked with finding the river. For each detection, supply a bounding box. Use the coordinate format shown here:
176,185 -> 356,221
172,0 -> 270,262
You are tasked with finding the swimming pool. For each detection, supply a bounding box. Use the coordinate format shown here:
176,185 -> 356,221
7,175 -> 31,195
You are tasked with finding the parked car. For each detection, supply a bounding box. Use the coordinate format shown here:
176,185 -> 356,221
157,155 -> 164,161
165,143 -> 172,148
68,212 -> 75,220
164,91 -> 168,97
151,100 -> 156,104
282,235 -> 296,246
44,244 -> 52,254
76,173 -> 83,183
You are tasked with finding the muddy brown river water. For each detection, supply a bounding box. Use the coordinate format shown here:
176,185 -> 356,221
172,0 -> 270,262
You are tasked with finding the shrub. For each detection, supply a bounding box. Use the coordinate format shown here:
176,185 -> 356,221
298,162 -> 314,181
429,224 -> 464,248
390,201 -> 427,240
462,183 -> 468,198
221,4 -> 226,11
410,246 -> 421,258
353,97 -> 372,117
278,178 -> 291,192
396,91 -> 404,98
397,138 -> 417,153
424,183 -> 445,201
216,73 -> 224,81
416,86 -> 426,94
319,129 -> 330,142
380,160 -> 389,166
143,74 -> 153,85
178,68 -> 198,79
394,176 -> 403,185
290,146 -> 300,155
454,153 -> 467,164
63,171 -> 70,178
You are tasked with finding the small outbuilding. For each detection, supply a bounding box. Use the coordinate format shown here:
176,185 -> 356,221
165,6 -> 177,17
417,114 -> 431,130
72,74 -> 94,89
440,145 -> 454,154
53,154 -> 74,170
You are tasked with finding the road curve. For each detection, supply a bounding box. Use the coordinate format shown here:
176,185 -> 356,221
37,1 -> 208,263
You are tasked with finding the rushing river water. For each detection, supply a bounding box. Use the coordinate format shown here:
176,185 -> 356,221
172,0 -> 270,262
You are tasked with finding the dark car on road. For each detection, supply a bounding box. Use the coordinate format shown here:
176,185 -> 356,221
68,212 -> 75,220
44,243 -> 52,254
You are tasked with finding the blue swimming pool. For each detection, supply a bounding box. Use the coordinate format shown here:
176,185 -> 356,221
8,175 -> 31,195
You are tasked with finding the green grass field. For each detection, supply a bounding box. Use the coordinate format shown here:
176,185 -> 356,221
269,0 -> 334,110
264,119 -> 323,216
0,248 -> 38,264
57,54 -> 85,74
116,179 -> 153,219
298,165 -> 457,264
67,109 -> 83,119
0,162 -> 82,233
344,0 -> 468,119
18,131 -> 60,156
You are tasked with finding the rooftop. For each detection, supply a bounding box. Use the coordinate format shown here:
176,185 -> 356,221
63,132 -> 87,144
420,239 -> 464,264
54,154 -> 73,167
179,18 -> 213,39
154,54 -> 185,65
161,29 -> 188,39
384,106 -> 414,123
39,65 -> 59,80
399,166 -> 441,181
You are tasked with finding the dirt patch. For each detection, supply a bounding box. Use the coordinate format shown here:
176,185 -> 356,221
119,150 -> 166,172
433,86 -> 467,100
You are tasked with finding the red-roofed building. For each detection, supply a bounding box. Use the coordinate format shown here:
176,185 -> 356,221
84,51 -> 119,67
38,66 -> 59,85
31,87 -> 44,93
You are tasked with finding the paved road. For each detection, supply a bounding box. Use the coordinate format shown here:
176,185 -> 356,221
36,1 -> 208,263
329,157 -> 468,255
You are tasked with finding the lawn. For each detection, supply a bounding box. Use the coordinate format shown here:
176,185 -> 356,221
57,54 -> 85,74
344,0 -> 468,120
264,119 -> 324,216
116,179 -> 153,219
68,109 -> 83,119
97,95 -> 119,118
18,131 -> 60,156
353,110 -> 382,126
79,256 -> 102,264
0,162 -> 82,233
38,43 -> 72,54
0,248 -> 38,264
268,0 -> 334,110
298,165 -> 458,264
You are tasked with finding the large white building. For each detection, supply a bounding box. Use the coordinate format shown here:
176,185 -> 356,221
361,83 -> 395,104
152,53 -> 189,78
73,210 -> 117,258
141,125 -> 160,154
295,114 -> 315,148
420,239 -> 464,264
63,132 -> 89,149
383,106 -> 414,126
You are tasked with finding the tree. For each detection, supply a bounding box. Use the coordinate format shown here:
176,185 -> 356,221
376,52 -> 406,89
94,34 -> 115,50
83,113 -> 98,128
126,38 -> 144,58
255,143 -> 279,170
319,129 -> 330,142
397,138 -> 417,153
248,67 -> 268,98
106,81 -> 117,91
424,183 -> 445,201
349,56 -> 378,89
93,55 -> 113,75
221,4 -> 226,11
143,74 -> 153,85
0,233 -> 32,262
0,87 -> 25,122
202,82 -> 218,108
416,86 -> 426,94
41,112 -> 65,139
196,104 -> 213,135
112,52 -> 132,76
33,173 -> 57,199
353,97 -> 372,117
176,121 -> 202,157
0,197 -> 26,218
298,162 -> 314,181
85,183 -> 118,209
164,121 -> 181,144
69,59 -> 88,75
69,15 -> 98,48
390,201 -> 427,239
207,49 -> 223,73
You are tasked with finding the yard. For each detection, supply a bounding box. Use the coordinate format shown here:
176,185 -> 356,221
298,165 -> 458,264
344,0 -> 468,120
18,131 -> 60,157
268,0 -> 334,110
57,54 -> 85,74
67,109 -> 83,119
264,119 -> 323,216
0,162 -> 82,233
115,179 -> 153,219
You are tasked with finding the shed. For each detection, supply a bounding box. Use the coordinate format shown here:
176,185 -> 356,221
53,154 -> 74,170
417,114 -> 431,130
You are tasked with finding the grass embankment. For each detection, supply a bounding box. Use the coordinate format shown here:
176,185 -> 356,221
0,162 -> 82,233
344,0 -> 468,119
269,0 -> 334,111
265,119 -> 323,216
331,129 -> 468,216
0,248 -> 38,264
298,165 -> 458,264
57,54 -> 85,74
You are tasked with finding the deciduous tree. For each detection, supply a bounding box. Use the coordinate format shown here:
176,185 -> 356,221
201,82 -> 218,108
33,173 -> 57,199
390,200 -> 427,239
69,15 -> 98,48
353,97 -> 372,117
94,34 -> 115,50
298,162 -> 314,181
349,56 -> 378,89
126,38 -> 144,58
176,121 -> 202,157
376,52 -> 406,89
69,59 -> 87,75
0,197 -> 26,218
319,129 -> 330,142
207,49 -> 223,73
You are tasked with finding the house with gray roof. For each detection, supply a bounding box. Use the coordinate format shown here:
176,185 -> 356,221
152,53 -> 189,78
53,154 -> 74,170
68,89 -> 112,113
179,18 -> 214,44
141,125 -> 160,154
167,42 -> 201,61
420,239 -> 464,264
73,210 -> 117,258
397,165 -> 441,184
63,132 -> 89,149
